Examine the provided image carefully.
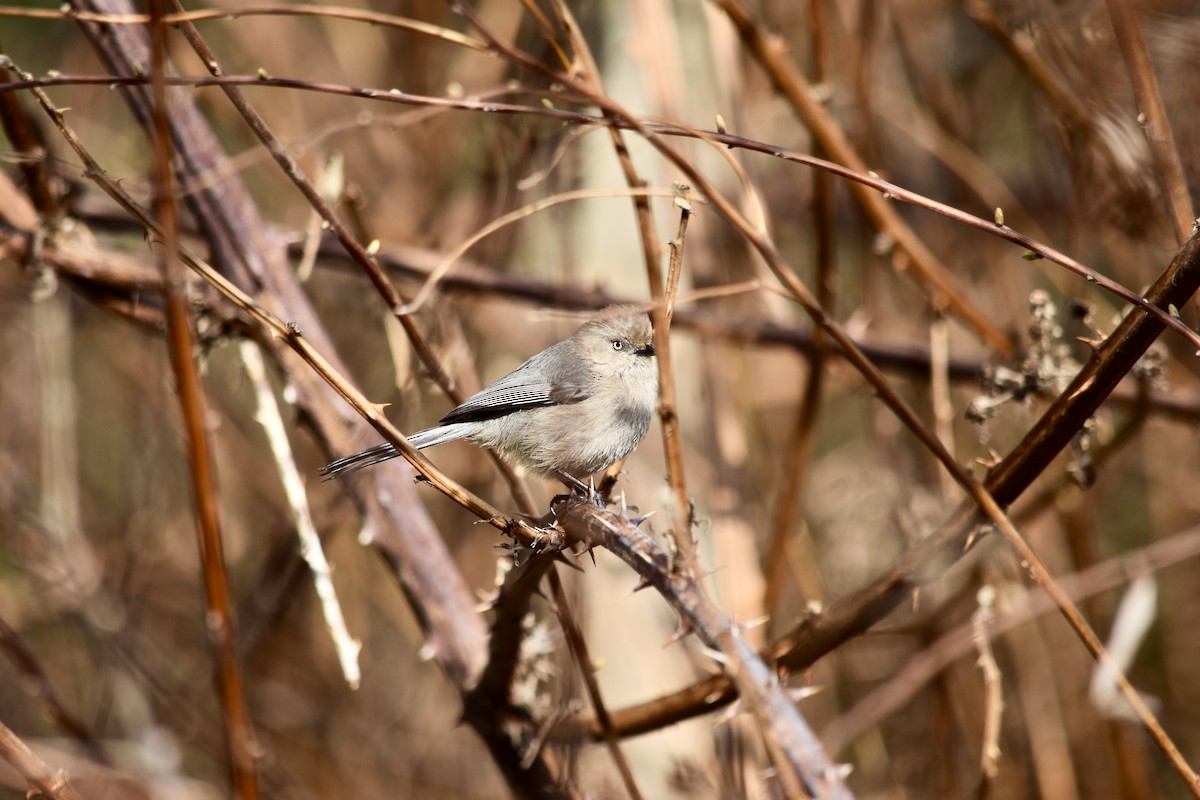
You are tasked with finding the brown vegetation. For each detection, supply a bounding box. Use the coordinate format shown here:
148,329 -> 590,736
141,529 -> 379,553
1,1 -> 1199,798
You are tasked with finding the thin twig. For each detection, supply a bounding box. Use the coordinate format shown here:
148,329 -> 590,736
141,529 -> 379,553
763,2 -> 835,629
401,186 -> 695,315
0,720 -> 85,800
546,569 -> 645,800
664,189 -> 690,329
239,339 -> 361,689
0,614 -> 103,761
0,3 -> 490,51
1102,0 -> 1195,243
147,1 -> 259,796
973,586 -> 1003,794
0,83 -> 60,219
930,314 -> 958,500
654,195 -> 697,563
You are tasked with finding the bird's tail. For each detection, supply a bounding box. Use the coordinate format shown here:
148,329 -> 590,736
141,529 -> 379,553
319,424 -> 472,479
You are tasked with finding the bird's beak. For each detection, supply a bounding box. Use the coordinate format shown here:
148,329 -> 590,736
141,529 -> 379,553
636,342 -> 655,356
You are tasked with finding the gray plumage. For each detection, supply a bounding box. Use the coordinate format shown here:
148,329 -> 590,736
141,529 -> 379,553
320,307 -> 658,480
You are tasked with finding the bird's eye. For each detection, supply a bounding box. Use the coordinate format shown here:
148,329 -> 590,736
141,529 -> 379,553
612,340 -> 624,351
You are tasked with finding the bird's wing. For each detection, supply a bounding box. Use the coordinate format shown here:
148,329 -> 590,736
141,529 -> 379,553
441,342 -> 593,424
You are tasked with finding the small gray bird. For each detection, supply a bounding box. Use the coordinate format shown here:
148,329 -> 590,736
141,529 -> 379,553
321,307 -> 658,481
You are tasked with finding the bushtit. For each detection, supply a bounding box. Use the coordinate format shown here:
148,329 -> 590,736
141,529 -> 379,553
321,306 -> 658,482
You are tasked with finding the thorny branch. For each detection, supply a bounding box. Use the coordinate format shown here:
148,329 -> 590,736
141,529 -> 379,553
554,498 -> 851,799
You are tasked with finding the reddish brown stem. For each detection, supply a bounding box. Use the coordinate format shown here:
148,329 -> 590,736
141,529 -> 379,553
147,1 -> 260,796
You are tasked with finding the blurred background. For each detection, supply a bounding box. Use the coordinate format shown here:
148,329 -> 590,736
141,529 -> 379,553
2,0 -> 1200,797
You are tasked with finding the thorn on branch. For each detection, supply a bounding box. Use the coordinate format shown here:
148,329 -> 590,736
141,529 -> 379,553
664,619 -> 692,647
628,509 -> 657,527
